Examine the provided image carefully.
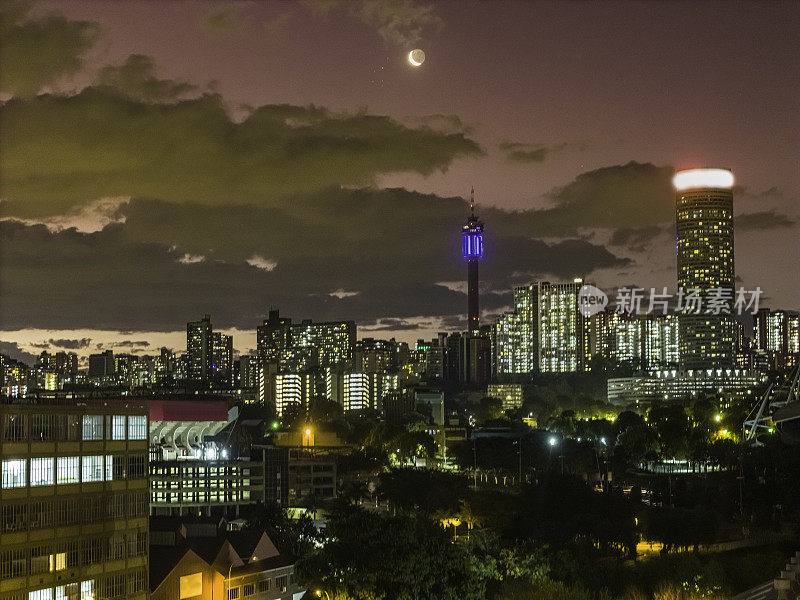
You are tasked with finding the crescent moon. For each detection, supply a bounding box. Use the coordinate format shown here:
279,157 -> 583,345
408,50 -> 423,67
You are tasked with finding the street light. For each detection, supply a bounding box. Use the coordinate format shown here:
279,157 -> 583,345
548,435 -> 563,475
315,590 -> 331,600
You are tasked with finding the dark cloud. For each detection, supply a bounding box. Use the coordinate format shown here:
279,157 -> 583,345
111,340 -> 151,348
736,210 -> 795,231
361,318 -> 432,332
609,225 -> 664,252
0,185 -> 628,331
96,55 -> 197,103
533,162 -> 675,233
47,337 -> 92,349
0,85 -> 482,218
0,341 -> 37,365
0,1 -> 100,96
404,114 -> 473,136
499,142 -> 549,163
498,141 -> 586,164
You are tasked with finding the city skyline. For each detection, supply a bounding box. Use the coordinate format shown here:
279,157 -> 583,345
1,0 -> 799,364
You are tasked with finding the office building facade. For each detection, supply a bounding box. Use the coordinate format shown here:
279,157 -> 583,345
0,404 -> 149,600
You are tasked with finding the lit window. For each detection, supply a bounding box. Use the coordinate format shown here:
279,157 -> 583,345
112,416 -> 126,440
127,415 -> 147,440
57,457 -> 79,484
82,416 -> 103,440
81,456 -> 103,482
29,589 -> 53,600
2,459 -> 26,488
30,457 -> 54,486
81,580 -> 94,600
180,572 -> 203,599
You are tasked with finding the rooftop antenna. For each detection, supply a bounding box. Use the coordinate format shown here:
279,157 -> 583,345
470,186 -> 475,216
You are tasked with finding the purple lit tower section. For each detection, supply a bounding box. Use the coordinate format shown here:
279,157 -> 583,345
462,189 -> 484,334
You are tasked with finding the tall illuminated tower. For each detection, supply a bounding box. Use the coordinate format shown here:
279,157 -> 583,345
674,168 -> 736,369
462,188 -> 484,334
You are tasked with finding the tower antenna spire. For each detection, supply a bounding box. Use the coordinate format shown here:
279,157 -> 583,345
470,186 -> 475,216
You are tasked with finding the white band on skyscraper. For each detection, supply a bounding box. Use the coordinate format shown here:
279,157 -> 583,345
673,168 -> 734,191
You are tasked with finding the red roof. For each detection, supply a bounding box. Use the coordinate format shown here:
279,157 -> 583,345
145,399 -> 229,422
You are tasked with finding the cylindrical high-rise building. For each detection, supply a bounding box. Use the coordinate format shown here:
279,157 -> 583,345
674,168 -> 736,369
462,192 -> 484,335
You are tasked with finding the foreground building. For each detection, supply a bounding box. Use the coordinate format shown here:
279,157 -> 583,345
148,399 -> 265,517
150,517 -> 302,600
0,403 -> 149,600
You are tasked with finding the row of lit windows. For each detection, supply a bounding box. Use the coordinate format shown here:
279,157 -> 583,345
225,573 -> 292,599
2,413 -> 146,442
27,580 -> 95,600
1,534 -> 146,579
1,492 -> 147,532
152,490 -> 250,503
1,454 -> 147,488
23,572 -> 146,600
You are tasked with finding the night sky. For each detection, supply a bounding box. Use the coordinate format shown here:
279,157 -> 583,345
1,0 -> 798,364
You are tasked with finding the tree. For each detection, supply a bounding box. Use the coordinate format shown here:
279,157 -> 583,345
378,467 -> 469,516
298,508 -> 485,600
648,405 -> 691,460
478,396 -> 505,423
617,421 -> 659,465
242,501 -> 321,556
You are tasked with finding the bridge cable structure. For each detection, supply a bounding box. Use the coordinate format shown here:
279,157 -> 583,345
744,365 -> 800,444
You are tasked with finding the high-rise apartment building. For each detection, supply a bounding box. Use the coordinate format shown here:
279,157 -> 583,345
538,280 -> 589,373
492,284 -> 538,375
674,168 -> 736,369
644,314 -> 680,369
238,355 -> 259,389
493,280 -> 588,374
752,308 -> 800,371
88,350 -> 115,379
211,331 -> 233,384
274,374 -> 304,416
187,314 -> 213,381
256,310 -> 355,373
754,308 -> 800,354
0,403 -> 149,600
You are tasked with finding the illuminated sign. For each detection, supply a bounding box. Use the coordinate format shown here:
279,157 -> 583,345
673,168 -> 734,191
462,231 -> 483,258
